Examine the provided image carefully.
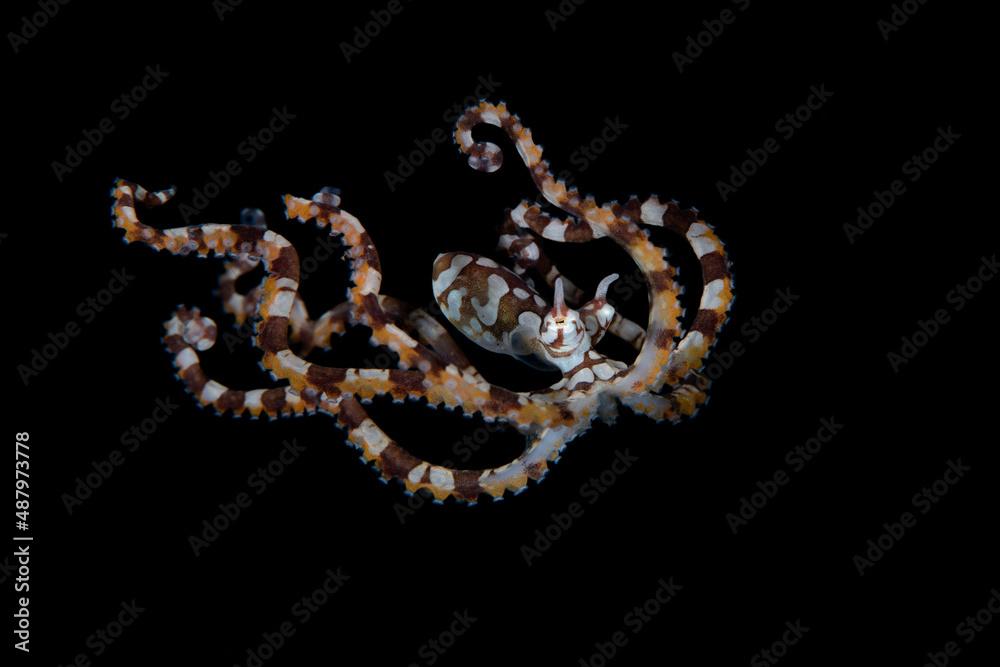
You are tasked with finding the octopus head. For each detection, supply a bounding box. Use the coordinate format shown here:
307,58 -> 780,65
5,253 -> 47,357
539,278 -> 589,362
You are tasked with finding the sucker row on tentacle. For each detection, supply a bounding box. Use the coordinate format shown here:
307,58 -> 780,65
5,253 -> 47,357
110,99 -> 734,503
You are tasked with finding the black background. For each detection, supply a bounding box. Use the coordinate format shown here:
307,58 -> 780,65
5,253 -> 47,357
7,1 -> 997,665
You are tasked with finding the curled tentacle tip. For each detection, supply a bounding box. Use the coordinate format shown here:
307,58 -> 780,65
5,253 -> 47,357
182,314 -> 218,351
467,141 -> 503,173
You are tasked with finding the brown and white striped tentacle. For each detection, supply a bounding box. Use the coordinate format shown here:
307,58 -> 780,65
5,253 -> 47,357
219,255 -> 264,323
282,193 -> 448,374
378,295 -> 487,385
217,208 -> 270,323
308,294 -> 482,382
218,248 -> 369,358
338,393 -> 581,502
508,200 -> 607,243
498,210 -> 584,302
162,304 -> 568,501
216,200 -> 368,355
163,306 -> 329,418
218,254 -> 320,354
615,195 -> 734,385
165,301 -> 569,502
218,240 -> 480,375
286,199 -> 481,375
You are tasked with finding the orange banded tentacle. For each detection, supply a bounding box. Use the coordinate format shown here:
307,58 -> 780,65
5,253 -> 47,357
282,192 -> 442,373
218,251 -> 347,356
219,255 -> 339,355
112,179 -> 428,404
219,255 -> 264,324
217,208 -> 270,323
620,380 -> 707,424
619,195 -> 735,385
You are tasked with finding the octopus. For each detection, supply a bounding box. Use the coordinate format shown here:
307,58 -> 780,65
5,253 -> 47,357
110,101 -> 734,503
